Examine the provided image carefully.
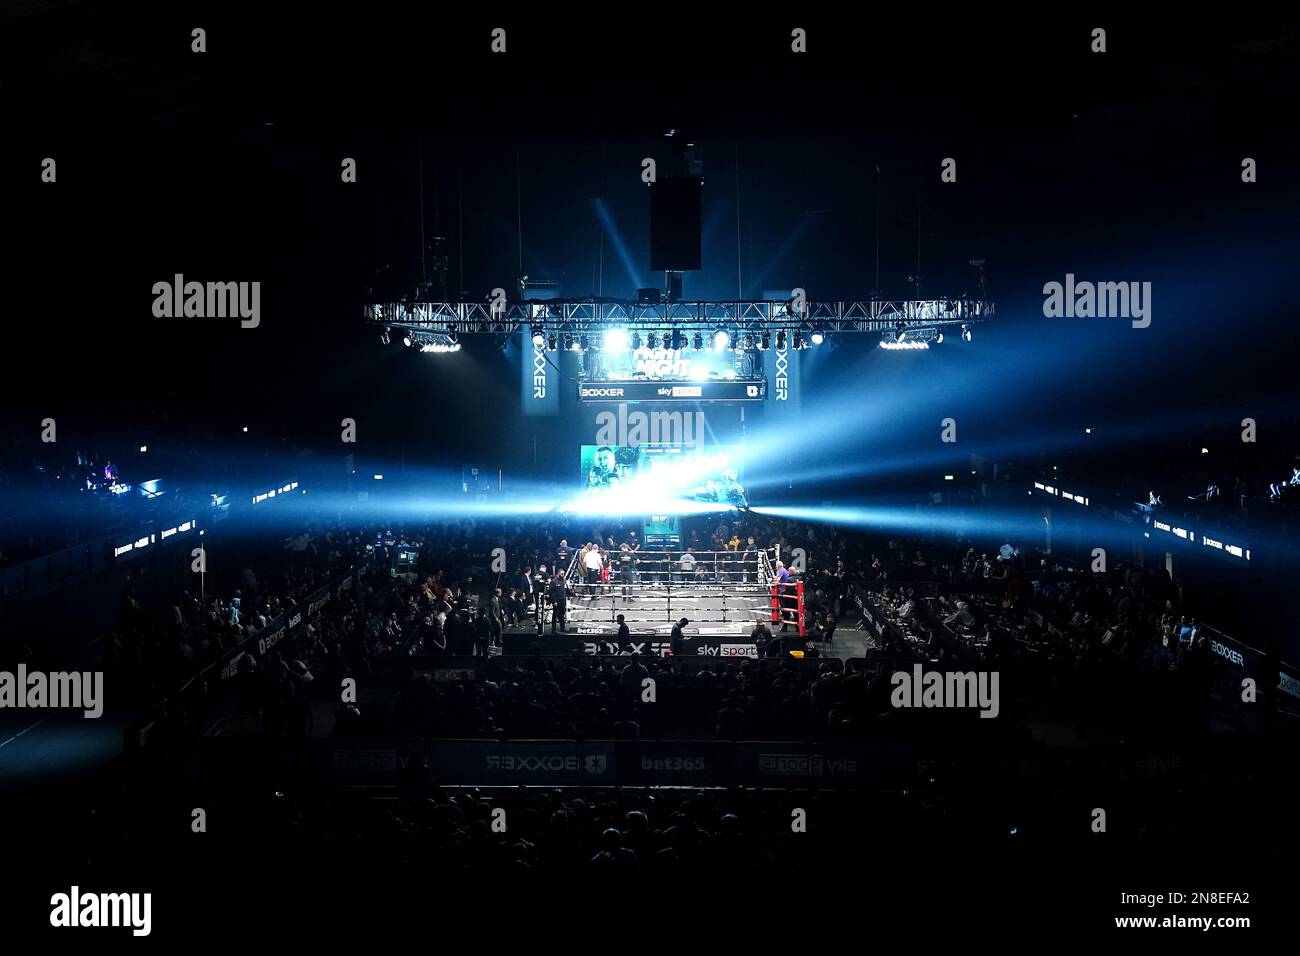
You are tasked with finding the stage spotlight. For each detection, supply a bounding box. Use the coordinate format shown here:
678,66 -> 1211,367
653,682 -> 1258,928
759,330 -> 770,350
811,330 -> 824,345
793,330 -> 804,350
776,330 -> 787,350
563,333 -> 574,351
714,330 -> 730,351
403,333 -> 415,348
935,332 -> 943,344
670,330 -> 683,350
961,324 -> 972,342
379,328 -> 391,346
604,329 -> 628,352
578,334 -> 589,351
531,326 -> 545,347
630,331 -> 642,350
647,332 -> 658,349
894,322 -> 906,342
693,331 -> 704,351
547,333 -> 558,351
446,325 -> 458,343
744,332 -> 755,350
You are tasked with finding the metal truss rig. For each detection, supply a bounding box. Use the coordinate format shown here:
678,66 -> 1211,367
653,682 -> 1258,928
363,297 -> 995,337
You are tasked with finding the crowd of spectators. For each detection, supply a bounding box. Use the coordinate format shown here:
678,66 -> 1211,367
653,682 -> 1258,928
10,499 -> 1271,752
89,525 -> 368,710
380,655 -> 901,741
183,512 -> 1268,746
864,546 -> 1257,733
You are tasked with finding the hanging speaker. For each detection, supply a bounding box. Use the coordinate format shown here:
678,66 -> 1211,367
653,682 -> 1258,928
650,175 -> 703,272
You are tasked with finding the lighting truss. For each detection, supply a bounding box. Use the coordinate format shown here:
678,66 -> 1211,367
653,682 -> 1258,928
366,296 -> 994,345
879,326 -> 945,350
402,329 -> 461,352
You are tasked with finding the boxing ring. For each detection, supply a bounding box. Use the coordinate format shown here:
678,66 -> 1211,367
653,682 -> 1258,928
550,548 -> 806,637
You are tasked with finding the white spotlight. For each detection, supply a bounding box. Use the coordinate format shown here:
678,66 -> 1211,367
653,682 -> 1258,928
604,329 -> 629,352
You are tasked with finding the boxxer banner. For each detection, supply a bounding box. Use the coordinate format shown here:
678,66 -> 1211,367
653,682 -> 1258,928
763,340 -> 801,419
521,342 -> 560,417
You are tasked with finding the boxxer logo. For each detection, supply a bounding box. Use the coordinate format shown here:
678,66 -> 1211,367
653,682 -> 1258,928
486,755 -> 579,772
484,754 -> 609,774
532,346 -> 547,399
774,346 -> 789,401
583,641 -> 672,655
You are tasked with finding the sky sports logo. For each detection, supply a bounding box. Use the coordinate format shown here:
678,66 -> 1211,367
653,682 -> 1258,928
758,754 -> 857,776
696,643 -> 758,658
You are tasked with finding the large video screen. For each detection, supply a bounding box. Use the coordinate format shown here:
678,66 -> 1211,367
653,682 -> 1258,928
579,444 -> 747,506
583,344 -> 745,381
